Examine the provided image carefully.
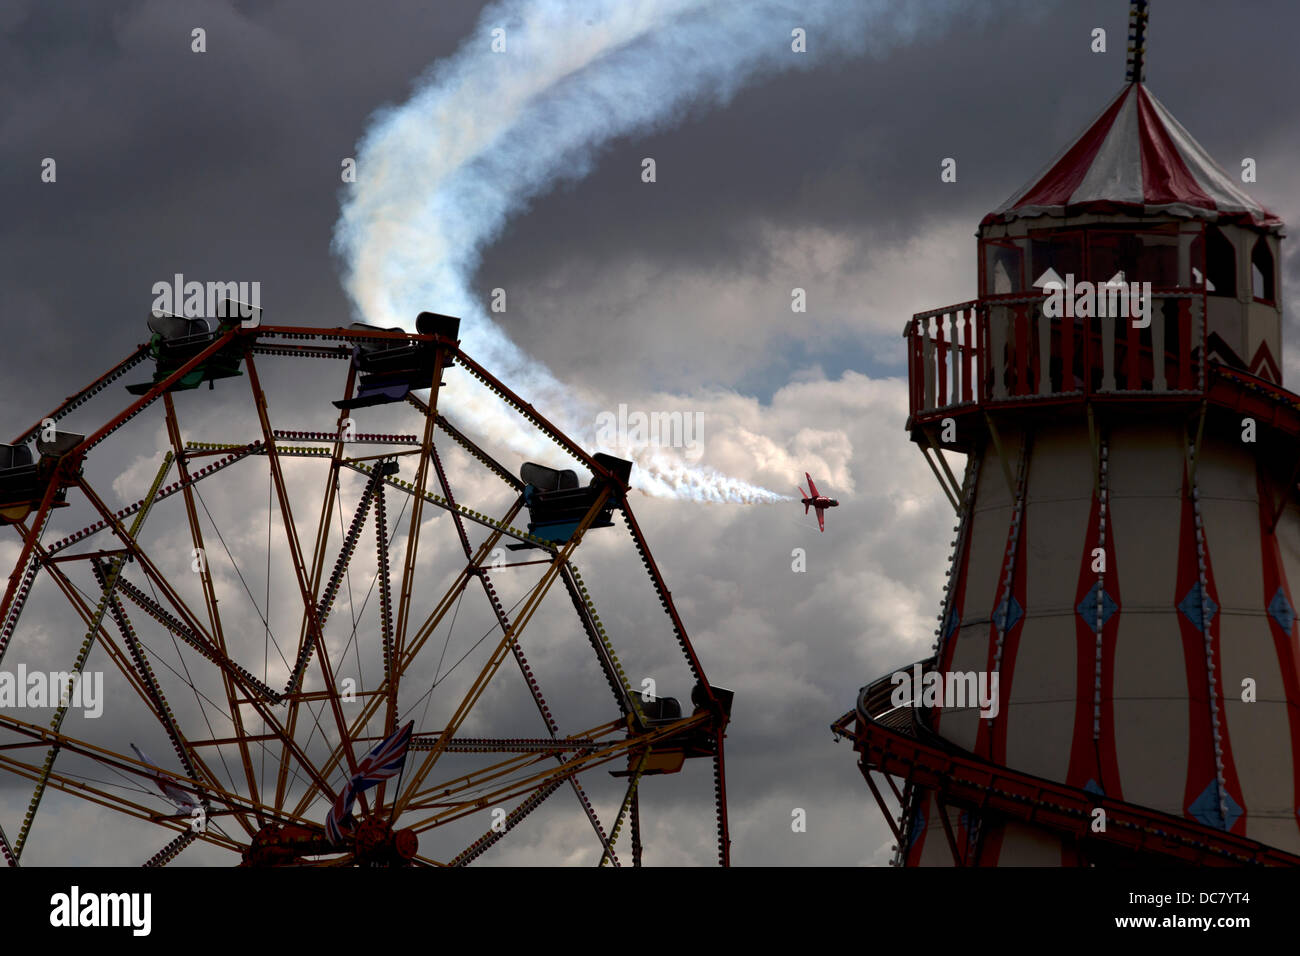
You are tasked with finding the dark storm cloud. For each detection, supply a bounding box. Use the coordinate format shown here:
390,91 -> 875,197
1,0 -> 480,424
470,0 -> 1300,390
5,0 -> 1299,412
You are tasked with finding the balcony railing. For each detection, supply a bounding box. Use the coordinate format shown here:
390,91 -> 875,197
905,289 -> 1206,420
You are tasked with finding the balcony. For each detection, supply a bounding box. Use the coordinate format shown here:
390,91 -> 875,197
905,289 -> 1207,427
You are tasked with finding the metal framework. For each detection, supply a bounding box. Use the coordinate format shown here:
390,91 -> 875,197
0,320 -> 731,866
833,662 -> 1300,866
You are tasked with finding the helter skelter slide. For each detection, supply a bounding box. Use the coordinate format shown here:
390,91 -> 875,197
836,1 -> 1300,868
0,308 -> 732,866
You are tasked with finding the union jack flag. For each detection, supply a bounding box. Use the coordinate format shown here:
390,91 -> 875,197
325,721 -> 414,845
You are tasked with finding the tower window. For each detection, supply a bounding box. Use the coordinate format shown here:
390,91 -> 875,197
1205,226 -> 1235,296
1252,236 -> 1275,303
985,242 -> 1022,295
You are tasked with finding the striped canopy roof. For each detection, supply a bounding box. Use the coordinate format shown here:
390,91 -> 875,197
984,82 -> 1282,232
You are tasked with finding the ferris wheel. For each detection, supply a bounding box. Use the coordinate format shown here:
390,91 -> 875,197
0,308 -> 732,867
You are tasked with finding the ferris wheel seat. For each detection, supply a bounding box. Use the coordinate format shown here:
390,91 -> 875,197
518,454 -> 631,545
639,695 -> 682,724
520,462 -> 579,492
127,311 -> 246,395
333,377 -> 418,409
334,317 -> 460,409
0,434 -> 81,526
35,430 -> 84,458
148,312 -> 212,342
0,443 -> 34,471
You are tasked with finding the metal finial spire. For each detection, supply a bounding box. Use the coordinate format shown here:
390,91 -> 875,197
1126,0 -> 1150,83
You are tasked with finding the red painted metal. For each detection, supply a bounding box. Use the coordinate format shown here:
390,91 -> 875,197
1014,303 -> 1030,396
1178,298 -> 1194,389
0,477 -> 63,633
833,706 -> 1300,866
72,327 -> 242,460
935,315 -> 949,408
961,309 -> 976,403
1126,311 -> 1141,389
1059,310 -> 1074,394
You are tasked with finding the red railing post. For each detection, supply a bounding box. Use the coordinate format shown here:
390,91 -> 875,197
1199,288 -> 1208,394
961,308 -> 974,403
936,313 -> 949,407
1125,311 -> 1141,390
1029,302 -> 1043,394
908,318 -> 922,415
1014,303 -> 1029,396
1059,310 -> 1074,393
1176,297 -> 1192,390
979,305 -> 989,402
1083,306 -> 1094,397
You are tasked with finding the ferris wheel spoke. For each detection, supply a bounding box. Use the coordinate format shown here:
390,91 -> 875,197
23,542 -> 169,725
66,475 -> 338,807
405,742 -> 633,832
0,721 -> 257,853
630,790 -> 642,867
0,822 -> 16,867
0,473 -> 62,636
260,364 -> 357,816
562,564 -> 641,718
1,324 -> 728,864
141,829 -> 198,867
395,489 -> 614,814
599,750 -> 650,867
391,393 -> 441,681
245,354 -> 363,811
9,343 -> 151,448
0,545 -> 40,670
621,502 -> 707,687
20,540 -> 262,833
72,326 -> 243,462
288,504 -> 519,820
375,478 -> 395,686
422,404 -> 524,494
401,721 -> 623,813
0,714 -> 333,846
88,558 -> 251,836
449,769 -> 570,866
45,441 -> 262,560
404,715 -> 704,832
114,576 -> 281,702
452,350 -> 613,481
162,393 -> 263,820
427,440 -> 619,859
712,735 -> 731,867
282,459 -> 386,697
13,456 -> 174,858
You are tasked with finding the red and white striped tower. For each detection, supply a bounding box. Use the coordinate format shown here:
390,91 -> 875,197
836,1 -> 1300,866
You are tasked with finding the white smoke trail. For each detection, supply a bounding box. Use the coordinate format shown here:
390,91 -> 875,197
334,0 -> 953,503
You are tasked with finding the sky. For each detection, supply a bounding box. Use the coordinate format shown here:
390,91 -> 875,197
2,0 -> 1300,866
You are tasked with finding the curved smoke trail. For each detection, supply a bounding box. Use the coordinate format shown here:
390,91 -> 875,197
334,0 -> 950,503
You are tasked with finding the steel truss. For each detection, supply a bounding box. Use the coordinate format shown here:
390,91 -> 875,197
0,322 -> 731,866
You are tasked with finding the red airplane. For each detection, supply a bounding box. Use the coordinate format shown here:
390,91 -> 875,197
799,473 -> 839,532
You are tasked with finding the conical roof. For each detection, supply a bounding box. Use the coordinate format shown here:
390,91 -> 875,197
983,82 -> 1282,232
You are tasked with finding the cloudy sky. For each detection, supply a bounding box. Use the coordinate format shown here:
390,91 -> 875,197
2,0 -> 1299,866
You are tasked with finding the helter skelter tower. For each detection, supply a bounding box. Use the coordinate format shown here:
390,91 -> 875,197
834,1 -> 1300,865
